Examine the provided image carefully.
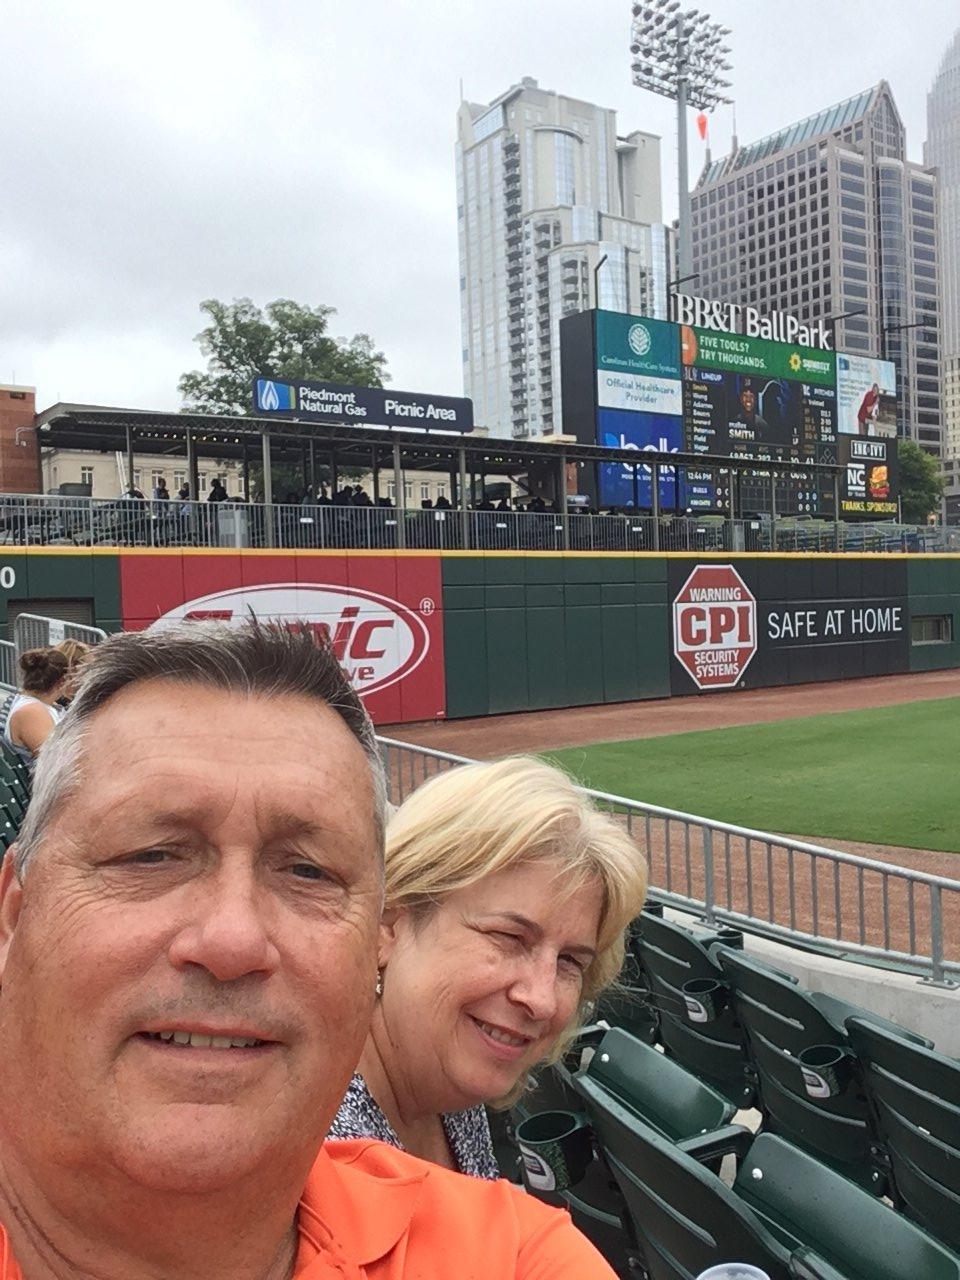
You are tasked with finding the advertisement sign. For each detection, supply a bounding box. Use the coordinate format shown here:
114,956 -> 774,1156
119,554 -> 446,724
668,558 -> 911,694
839,436 -> 899,517
836,354 -> 897,437
764,600 -> 905,647
672,564 -> 758,691
597,369 -> 683,417
680,326 -> 837,388
253,378 -> 473,433
598,410 -> 684,509
671,292 -> 833,351
595,313 -> 681,378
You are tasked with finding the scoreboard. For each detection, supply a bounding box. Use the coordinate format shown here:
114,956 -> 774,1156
558,308 -> 898,519
680,325 -> 837,467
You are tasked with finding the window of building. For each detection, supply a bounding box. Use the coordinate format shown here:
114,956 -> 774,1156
911,615 -> 953,645
80,467 -> 94,489
151,470 -> 165,488
133,470 -> 141,487
173,472 -> 186,490
198,474 -> 208,492
420,483 -> 430,501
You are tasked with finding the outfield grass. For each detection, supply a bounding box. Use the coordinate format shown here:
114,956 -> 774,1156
547,697 -> 960,854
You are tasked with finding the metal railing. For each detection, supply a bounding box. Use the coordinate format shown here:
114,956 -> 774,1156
13,613 -> 107,658
0,492 -> 957,554
377,736 -> 960,986
0,640 -> 16,691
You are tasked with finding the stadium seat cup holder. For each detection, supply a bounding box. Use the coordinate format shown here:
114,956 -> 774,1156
515,1109 -> 592,1193
714,927 -> 745,950
797,1044 -> 854,1099
682,978 -> 729,1024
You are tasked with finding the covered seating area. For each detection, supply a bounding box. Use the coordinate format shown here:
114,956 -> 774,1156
25,403 -> 846,553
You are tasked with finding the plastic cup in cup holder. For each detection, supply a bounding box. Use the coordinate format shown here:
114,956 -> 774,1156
682,978 -> 728,1024
798,1044 -> 854,1099
516,1109 -> 592,1193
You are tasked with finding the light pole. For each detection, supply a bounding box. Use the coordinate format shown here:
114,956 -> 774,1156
630,1 -> 733,282
826,307 -> 867,351
593,253 -> 609,309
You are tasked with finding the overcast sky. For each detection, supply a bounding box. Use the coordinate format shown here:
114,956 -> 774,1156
1,0 -> 955,412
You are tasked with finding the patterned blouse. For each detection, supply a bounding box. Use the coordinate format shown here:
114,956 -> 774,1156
327,1073 -> 501,1180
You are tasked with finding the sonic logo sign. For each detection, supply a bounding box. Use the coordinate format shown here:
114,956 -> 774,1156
155,583 -> 430,696
672,564 -> 757,691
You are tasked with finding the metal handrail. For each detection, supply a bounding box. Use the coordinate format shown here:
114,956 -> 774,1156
376,736 -> 960,986
0,491 -> 957,554
13,613 -> 107,658
0,640 -> 16,691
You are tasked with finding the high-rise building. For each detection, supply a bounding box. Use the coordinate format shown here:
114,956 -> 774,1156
456,78 -> 668,438
926,29 -> 960,499
691,83 -> 942,457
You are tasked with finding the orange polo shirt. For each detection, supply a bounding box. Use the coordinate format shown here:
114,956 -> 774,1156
0,1139 -> 615,1279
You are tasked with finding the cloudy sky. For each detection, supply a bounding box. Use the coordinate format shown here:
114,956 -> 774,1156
1,0 -> 954,412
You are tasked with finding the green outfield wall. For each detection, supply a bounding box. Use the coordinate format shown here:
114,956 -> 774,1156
0,548 -> 958,724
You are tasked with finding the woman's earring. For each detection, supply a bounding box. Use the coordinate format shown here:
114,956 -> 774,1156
375,968 -> 384,998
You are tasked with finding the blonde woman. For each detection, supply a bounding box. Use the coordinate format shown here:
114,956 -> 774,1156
327,756 -> 647,1177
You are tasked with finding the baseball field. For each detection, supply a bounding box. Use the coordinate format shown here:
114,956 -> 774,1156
547,696 -> 960,855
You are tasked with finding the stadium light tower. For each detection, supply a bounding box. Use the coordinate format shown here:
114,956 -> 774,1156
630,0 -> 733,284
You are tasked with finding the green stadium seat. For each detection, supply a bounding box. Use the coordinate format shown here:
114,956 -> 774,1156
718,947 -> 932,1195
631,911 -> 756,1107
576,1027 -> 737,1148
846,1016 -> 960,1253
594,945 -> 660,1045
598,1104 -> 960,1280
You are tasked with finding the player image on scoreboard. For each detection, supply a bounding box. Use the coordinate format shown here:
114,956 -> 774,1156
726,374 -> 801,453
836,354 -> 897,437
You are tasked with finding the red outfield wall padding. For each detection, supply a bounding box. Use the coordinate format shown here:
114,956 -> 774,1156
119,552 -> 445,725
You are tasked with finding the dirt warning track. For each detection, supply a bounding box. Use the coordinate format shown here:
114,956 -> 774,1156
382,667 -> 960,758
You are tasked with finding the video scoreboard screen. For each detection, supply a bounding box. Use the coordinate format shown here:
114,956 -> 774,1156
680,325 -> 837,466
558,308 -> 899,518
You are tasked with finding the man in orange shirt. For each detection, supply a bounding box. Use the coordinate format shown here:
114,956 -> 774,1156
0,623 -> 614,1280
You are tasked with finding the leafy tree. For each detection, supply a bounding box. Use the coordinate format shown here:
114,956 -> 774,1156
897,438 -> 944,524
178,297 -> 388,416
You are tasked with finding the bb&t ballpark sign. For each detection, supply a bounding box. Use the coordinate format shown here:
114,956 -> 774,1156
254,378 -> 473,433
672,564 -> 758,691
670,291 -> 833,352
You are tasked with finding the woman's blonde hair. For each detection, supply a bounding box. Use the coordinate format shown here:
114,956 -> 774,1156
384,756 -> 648,1090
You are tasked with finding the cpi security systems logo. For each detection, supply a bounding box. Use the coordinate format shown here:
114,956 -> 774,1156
154,583 -> 430,696
627,323 -> 652,358
255,378 -> 296,412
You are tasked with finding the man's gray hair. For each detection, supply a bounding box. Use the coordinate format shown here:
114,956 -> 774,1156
13,621 -> 388,878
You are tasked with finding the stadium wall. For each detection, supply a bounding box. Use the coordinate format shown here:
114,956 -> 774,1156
0,548 -> 958,724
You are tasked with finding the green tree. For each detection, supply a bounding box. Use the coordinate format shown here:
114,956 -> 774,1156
897,438 -> 944,524
178,297 -> 388,416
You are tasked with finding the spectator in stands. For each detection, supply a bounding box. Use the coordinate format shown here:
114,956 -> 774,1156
329,756 -> 647,1176
352,486 -> 373,507
0,646 -> 70,767
208,478 -> 229,503
434,493 -> 452,510
53,638 -> 91,706
0,624 -> 614,1279
153,480 -> 170,501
